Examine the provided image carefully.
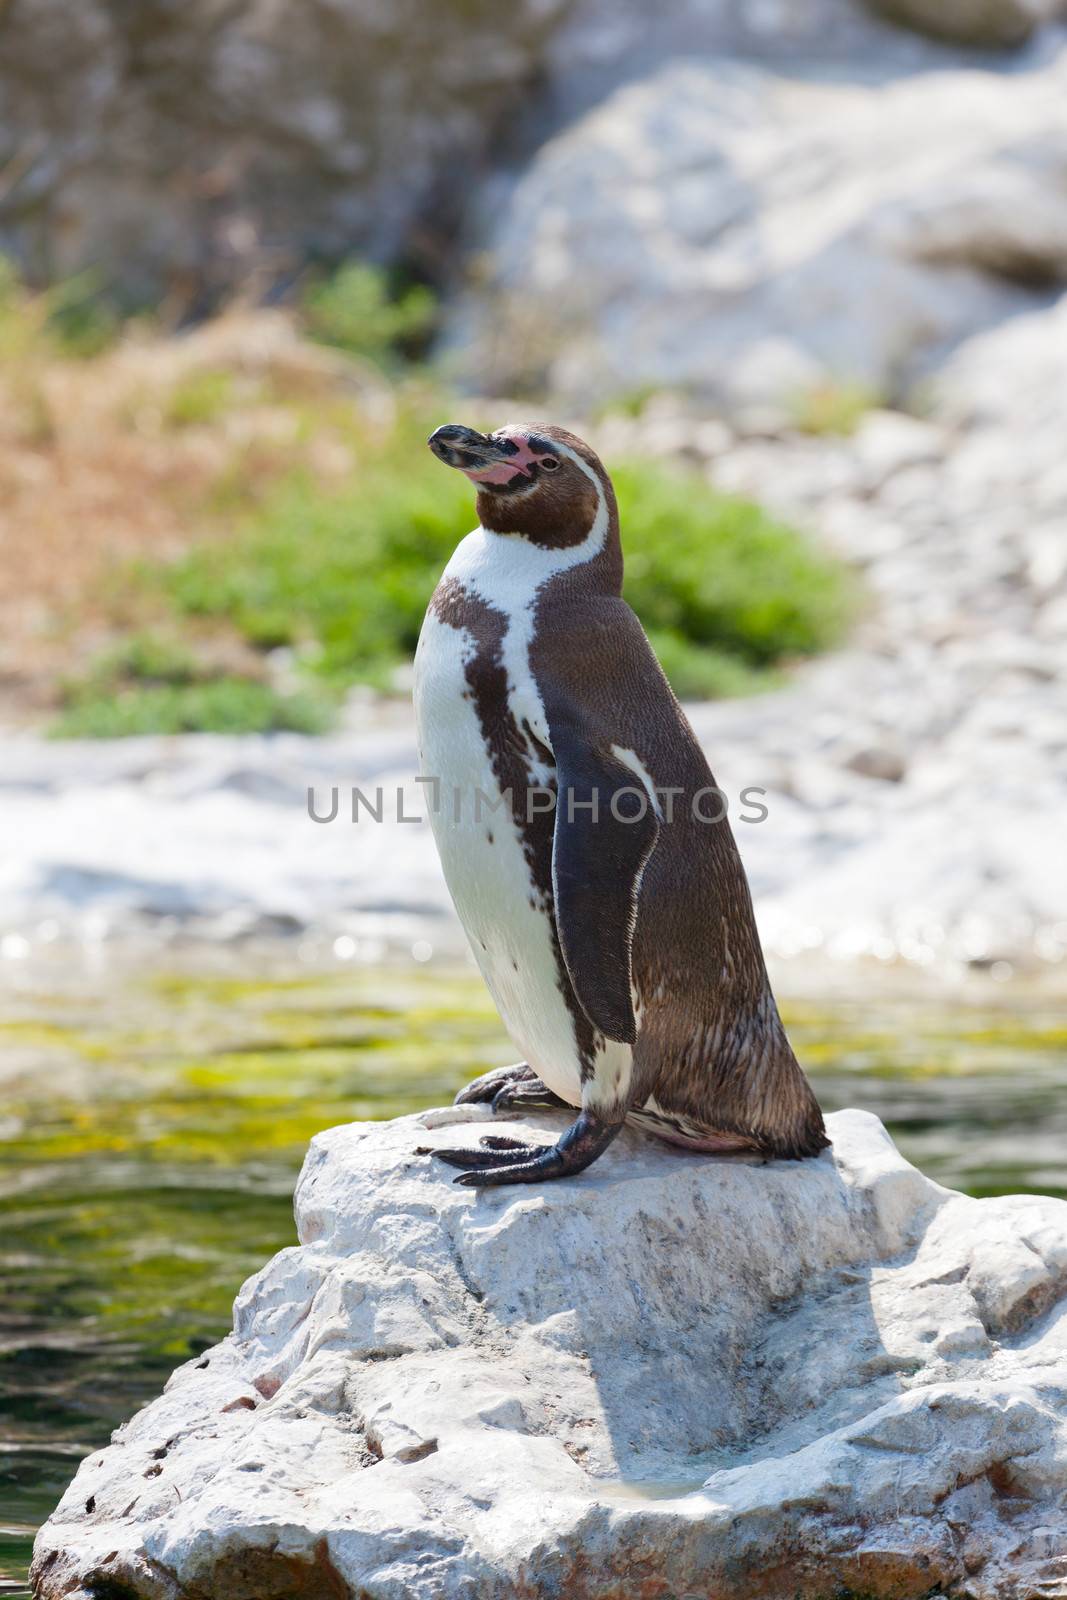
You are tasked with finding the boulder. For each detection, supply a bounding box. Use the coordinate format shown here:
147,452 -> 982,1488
864,0 -> 1061,48
3,0 -> 1065,311
930,287 -> 1067,430
32,1105 -> 1067,1599
0,0 -> 571,304
444,47 -> 1067,415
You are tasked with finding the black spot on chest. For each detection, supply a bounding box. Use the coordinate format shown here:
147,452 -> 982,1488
463,644 -> 510,706
431,578 -> 540,765
431,579 -> 507,704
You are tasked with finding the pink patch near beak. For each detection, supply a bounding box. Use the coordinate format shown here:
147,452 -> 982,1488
463,460 -> 530,484
461,433 -> 541,485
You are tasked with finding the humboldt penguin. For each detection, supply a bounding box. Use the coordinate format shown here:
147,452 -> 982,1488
414,421 -> 827,1187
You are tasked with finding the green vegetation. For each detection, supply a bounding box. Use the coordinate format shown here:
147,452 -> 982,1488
301,261 -> 436,365
595,382 -> 663,420
612,460 -> 850,682
0,257 -> 120,361
162,367 -> 235,428
164,409 -> 476,684
41,272 -> 122,358
790,378 -> 882,437
51,632 -> 331,738
0,251 -> 440,370
643,632 -> 774,699
162,410 -> 850,705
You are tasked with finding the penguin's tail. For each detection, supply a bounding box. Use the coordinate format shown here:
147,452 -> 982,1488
748,1048 -> 830,1161
627,1105 -> 767,1156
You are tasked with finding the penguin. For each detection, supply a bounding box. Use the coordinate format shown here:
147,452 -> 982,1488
414,421 -> 827,1187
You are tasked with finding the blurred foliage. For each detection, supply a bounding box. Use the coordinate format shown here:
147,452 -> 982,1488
612,461 -> 851,674
42,274 -> 123,358
301,261 -> 437,365
80,632 -> 204,687
790,379 -> 883,437
162,368 -> 235,428
0,257 -> 121,361
0,257 -> 123,455
163,409 -> 850,706
643,631 -> 777,700
52,632 -> 332,738
166,406 -> 476,687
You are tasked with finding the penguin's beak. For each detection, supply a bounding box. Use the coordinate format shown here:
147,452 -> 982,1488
427,424 -> 533,485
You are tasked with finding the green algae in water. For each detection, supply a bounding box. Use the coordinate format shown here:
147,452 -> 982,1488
0,959 -> 509,1591
2,959 -> 1067,1593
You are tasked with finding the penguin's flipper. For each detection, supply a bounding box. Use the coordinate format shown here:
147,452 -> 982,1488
550,731 -> 659,1045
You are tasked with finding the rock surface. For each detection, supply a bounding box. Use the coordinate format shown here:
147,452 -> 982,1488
447,43 -> 1067,412
32,1107 -> 1067,1598
866,0 -> 1062,47
0,0 -> 570,303
4,0 -> 1067,318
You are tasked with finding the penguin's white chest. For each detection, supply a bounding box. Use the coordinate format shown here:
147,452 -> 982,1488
413,593 -> 582,1106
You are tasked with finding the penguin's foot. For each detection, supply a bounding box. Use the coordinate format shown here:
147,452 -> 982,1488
452,1062 -> 532,1107
452,1062 -> 567,1114
490,1082 -> 570,1113
431,1111 -> 623,1188
433,1134 -> 544,1169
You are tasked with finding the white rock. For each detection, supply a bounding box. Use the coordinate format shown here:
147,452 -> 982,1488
852,408 -> 945,487
934,292 -> 1067,432
841,742 -> 909,782
32,1109 -> 1067,1599
0,0 -> 573,303
445,47 -> 1067,411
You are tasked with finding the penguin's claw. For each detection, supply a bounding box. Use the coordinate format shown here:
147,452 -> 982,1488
429,1111 -> 625,1188
453,1062 -> 532,1106
490,1083 -> 569,1113
432,1136 -> 548,1171
455,1156 -> 561,1187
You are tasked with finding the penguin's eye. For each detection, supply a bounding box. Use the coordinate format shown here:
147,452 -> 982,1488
540,457 -> 560,471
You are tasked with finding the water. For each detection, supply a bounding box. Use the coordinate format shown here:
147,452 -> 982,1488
2,953 -> 1066,1595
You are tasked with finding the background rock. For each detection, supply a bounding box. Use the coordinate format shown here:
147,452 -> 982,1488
866,0 -> 1061,47
0,0 -> 571,304
3,0 -> 1067,326
31,1107 -> 1067,1599
445,46 -> 1067,413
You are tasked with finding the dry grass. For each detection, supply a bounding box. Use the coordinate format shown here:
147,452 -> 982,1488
0,308 -> 388,721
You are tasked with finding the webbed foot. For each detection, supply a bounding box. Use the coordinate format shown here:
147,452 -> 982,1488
453,1062 -> 569,1113
453,1062 -> 531,1106
490,1081 -> 570,1113
431,1111 -> 622,1188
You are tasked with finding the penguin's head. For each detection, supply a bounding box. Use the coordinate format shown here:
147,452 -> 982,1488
427,422 -> 562,490
427,421 -> 613,548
